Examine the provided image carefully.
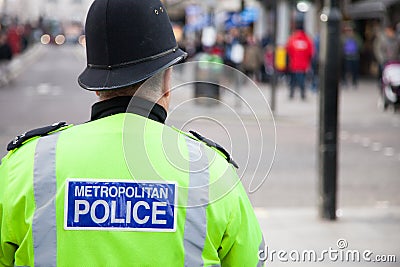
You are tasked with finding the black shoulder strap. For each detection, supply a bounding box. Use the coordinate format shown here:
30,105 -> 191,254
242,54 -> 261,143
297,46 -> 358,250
189,130 -> 239,169
7,122 -> 67,151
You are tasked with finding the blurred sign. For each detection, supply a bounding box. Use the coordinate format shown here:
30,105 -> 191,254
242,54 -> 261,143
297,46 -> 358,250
275,46 -> 287,71
241,7 -> 259,23
185,5 -> 208,32
225,7 -> 259,29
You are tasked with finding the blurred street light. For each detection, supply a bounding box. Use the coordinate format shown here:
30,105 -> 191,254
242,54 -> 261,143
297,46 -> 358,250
296,1 -> 310,13
41,34 -> 51,45
55,34 -> 65,45
78,35 -> 86,47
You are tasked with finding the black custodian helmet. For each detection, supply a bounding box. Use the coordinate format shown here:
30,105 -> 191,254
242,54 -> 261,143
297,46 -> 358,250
78,0 -> 187,90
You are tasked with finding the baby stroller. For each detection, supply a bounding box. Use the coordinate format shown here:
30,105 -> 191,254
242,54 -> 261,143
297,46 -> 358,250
380,61 -> 400,112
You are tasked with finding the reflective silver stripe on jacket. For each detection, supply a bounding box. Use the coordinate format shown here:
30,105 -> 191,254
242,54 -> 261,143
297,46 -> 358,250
257,236 -> 266,267
183,137 -> 210,267
32,133 -> 60,267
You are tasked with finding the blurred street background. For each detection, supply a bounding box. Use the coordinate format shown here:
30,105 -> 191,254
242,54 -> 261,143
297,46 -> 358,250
1,0 -> 400,266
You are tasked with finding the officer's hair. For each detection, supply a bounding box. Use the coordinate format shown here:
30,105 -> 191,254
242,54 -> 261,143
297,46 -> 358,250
97,70 -> 165,102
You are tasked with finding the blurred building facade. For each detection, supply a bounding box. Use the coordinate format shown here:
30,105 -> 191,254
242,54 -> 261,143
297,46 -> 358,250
344,0 -> 400,76
1,0 -> 398,77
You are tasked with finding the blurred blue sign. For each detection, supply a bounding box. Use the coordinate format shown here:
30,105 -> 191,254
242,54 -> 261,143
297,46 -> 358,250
185,5 -> 209,32
241,7 -> 259,23
225,7 -> 259,29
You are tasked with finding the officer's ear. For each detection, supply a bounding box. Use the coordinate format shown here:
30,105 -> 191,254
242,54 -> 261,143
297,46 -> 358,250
162,68 -> 172,97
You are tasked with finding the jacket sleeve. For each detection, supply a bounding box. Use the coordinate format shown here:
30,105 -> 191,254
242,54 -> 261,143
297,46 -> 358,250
219,180 -> 265,267
0,158 -> 17,267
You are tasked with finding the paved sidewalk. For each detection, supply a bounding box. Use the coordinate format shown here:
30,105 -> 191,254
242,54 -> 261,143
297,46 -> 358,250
169,74 -> 400,266
256,207 -> 400,266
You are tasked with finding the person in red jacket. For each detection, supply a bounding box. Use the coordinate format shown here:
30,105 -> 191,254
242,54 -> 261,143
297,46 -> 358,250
7,24 -> 21,55
286,20 -> 314,100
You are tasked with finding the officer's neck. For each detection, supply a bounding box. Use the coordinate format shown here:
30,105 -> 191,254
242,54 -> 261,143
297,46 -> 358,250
156,93 -> 170,112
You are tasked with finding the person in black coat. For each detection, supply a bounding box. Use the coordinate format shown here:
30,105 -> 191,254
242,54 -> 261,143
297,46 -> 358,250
0,31 -> 13,85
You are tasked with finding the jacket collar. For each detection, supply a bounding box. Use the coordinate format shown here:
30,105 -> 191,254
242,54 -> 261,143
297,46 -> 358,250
91,96 -> 167,124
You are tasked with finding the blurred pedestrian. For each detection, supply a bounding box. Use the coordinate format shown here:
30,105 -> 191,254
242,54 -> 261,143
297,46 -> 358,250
260,33 -> 273,83
20,23 -> 33,51
311,34 -> 320,92
7,23 -> 21,55
263,44 -> 275,82
224,27 -> 245,107
286,19 -> 314,100
210,33 -> 225,58
0,31 -> 13,85
224,27 -> 244,69
243,33 -> 263,81
374,24 -> 400,83
0,0 -> 265,266
341,25 -> 362,89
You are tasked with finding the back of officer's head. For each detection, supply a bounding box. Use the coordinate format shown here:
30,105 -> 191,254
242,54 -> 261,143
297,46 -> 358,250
78,0 -> 186,101
96,70 -> 167,102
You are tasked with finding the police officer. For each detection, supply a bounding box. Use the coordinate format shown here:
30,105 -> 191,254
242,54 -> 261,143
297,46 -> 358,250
0,0 -> 265,266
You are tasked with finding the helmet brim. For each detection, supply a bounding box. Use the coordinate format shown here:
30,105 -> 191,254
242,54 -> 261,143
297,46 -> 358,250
78,48 -> 187,91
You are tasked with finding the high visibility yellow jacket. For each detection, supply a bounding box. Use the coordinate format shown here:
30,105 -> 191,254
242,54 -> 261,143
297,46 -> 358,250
0,112 -> 264,266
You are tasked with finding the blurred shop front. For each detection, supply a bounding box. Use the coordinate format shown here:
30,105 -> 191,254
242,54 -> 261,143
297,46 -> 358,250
163,0 -> 268,103
345,0 -> 400,77
164,0 -> 269,55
